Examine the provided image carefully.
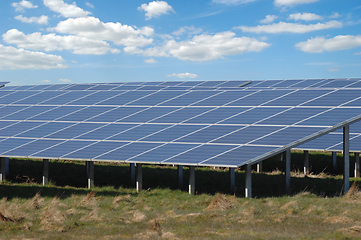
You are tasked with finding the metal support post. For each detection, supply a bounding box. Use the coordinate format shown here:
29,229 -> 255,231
43,159 -> 49,186
304,150 -> 309,175
5,157 -> 9,176
136,163 -> 143,192
257,162 -> 262,173
245,164 -> 252,198
0,157 -> 5,182
130,163 -> 136,188
355,153 -> 360,178
285,149 -> 291,195
229,167 -> 235,194
177,165 -> 183,189
332,152 -> 337,172
343,126 -> 350,194
87,161 -> 94,189
188,166 -> 195,195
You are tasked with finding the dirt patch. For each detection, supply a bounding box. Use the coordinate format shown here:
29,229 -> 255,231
40,197 -> 67,231
27,192 -> 44,210
323,216 -> 352,224
113,194 -> 131,204
205,194 -> 232,211
339,225 -> 361,237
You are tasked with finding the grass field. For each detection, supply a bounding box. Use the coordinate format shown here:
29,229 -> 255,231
1,151 -> 361,239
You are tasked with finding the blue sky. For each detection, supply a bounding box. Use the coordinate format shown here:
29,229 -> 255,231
0,0 -> 360,85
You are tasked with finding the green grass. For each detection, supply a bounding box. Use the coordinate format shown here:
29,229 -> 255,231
1,151 -> 361,239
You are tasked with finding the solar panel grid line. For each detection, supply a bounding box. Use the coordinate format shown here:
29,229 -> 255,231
192,145 -> 244,166
324,134 -> 361,151
1,90 -> 44,104
0,137 -> 40,156
159,144 -> 213,164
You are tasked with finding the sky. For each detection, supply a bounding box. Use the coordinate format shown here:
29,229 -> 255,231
0,0 -> 360,86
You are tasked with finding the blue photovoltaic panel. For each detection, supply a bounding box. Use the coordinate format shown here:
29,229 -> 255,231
57,106 -> 115,122
217,81 -> 251,88
64,84 -> 96,91
129,143 -> 198,163
28,106 -> 85,121
110,85 -> 142,91
197,81 -> 225,87
2,106 -> 56,120
342,98 -> 361,107
319,80 -> 358,88
227,90 -> 292,106
28,85 -> 53,91
0,105 -> 29,118
4,139 -> 64,157
10,85 -> 35,91
43,84 -> 70,90
0,91 -> 39,104
137,86 -> 168,91
45,123 -> 106,139
0,121 -> 44,137
0,138 -> 34,155
159,91 -> 219,106
250,80 -> 282,88
252,126 -> 325,146
184,107 -> 250,124
0,121 -> 17,130
159,81 -> 183,86
62,141 -> 127,159
128,91 -> 186,106
346,81 -> 361,88
41,91 -> 94,105
14,91 -> 65,104
16,122 -> 75,138
289,79 -> 324,88
330,135 -> 361,151
298,108 -> 361,126
264,90 -> 331,106
75,124 -> 138,140
271,80 -> 303,88
302,90 -> 361,106
177,81 -> 203,87
258,108 -> 330,125
108,124 -> 169,141
151,107 -> 215,123
213,126 -> 282,144
220,107 -> 289,125
296,133 -> 342,150
175,125 -> 241,143
119,107 -> 180,123
163,145 -> 236,164
87,107 -> 147,122
32,140 -> 95,158
96,142 -> 161,161
66,91 -> 123,105
193,91 -> 255,106
201,146 -> 277,166
96,91 -> 154,105
142,124 -> 206,142
88,85 -> 118,90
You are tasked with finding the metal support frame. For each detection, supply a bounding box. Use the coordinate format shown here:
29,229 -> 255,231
245,164 -> 252,198
136,163 -> 143,192
285,149 -> 291,195
229,167 -> 235,194
177,165 -> 183,189
87,161 -> 94,189
43,159 -> 49,186
304,150 -> 309,175
343,126 -> 350,194
332,152 -> 337,172
355,153 -> 360,178
130,163 -> 136,188
188,166 -> 195,195
257,162 -> 262,173
0,157 -> 6,182
5,157 -> 9,176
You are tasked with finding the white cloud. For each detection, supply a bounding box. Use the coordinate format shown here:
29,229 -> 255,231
289,13 -> 323,21
260,15 -> 278,24
85,2 -> 94,8
14,15 -> 49,25
295,35 -> 361,53
59,78 -> 71,82
330,12 -> 340,19
3,29 -> 120,55
327,67 -> 340,72
237,21 -> 342,34
0,44 -> 66,69
172,26 -> 203,36
43,0 -> 91,18
125,31 -> 271,61
138,1 -> 174,20
144,58 -> 157,63
274,0 -> 320,7
212,0 -> 256,5
355,52 -> 361,55
52,17 -> 154,47
167,73 -> 198,78
12,0 -> 38,12
42,79 -> 51,82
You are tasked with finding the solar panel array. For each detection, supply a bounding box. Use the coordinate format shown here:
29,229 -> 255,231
0,78 -> 361,168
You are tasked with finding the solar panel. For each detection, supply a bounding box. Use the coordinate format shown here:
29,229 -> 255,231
1,78 -> 361,170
